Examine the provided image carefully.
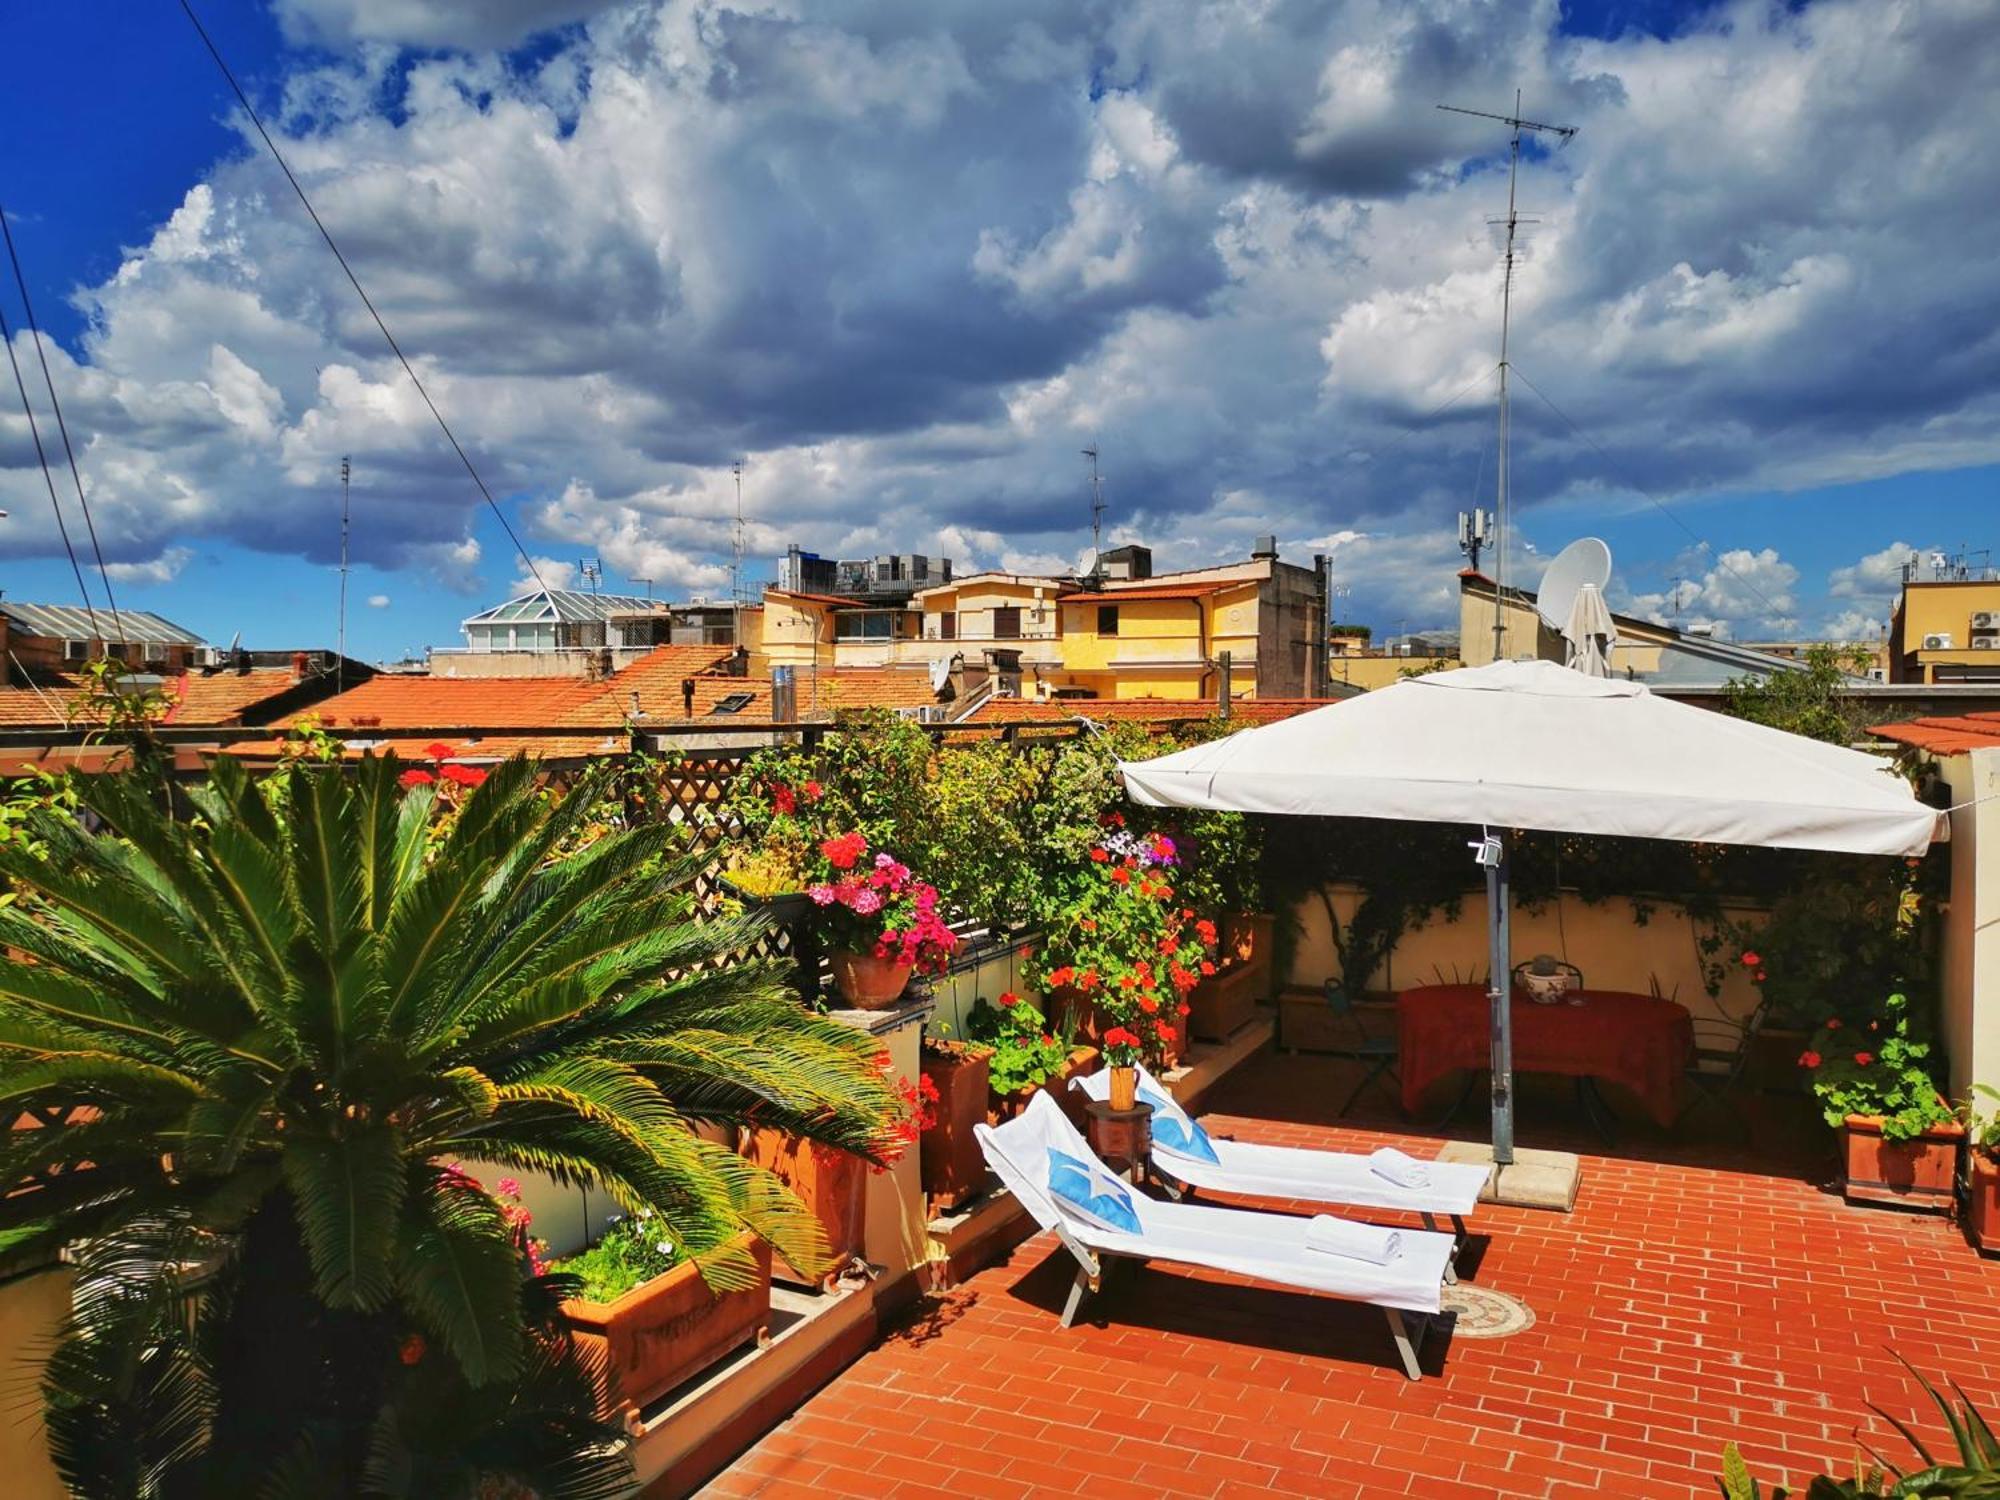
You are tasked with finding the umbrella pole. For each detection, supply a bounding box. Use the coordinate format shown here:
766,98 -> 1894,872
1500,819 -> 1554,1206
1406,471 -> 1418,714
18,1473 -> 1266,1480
1483,832 -> 1515,1166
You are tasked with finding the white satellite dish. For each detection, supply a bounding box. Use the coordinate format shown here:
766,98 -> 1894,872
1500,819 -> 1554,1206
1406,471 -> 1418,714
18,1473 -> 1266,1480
928,655 -> 955,694
1534,537 -> 1613,630
1074,547 -> 1100,579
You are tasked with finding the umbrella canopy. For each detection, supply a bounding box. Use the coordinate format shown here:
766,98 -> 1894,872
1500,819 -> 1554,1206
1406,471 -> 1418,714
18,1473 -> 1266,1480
1120,658 -> 1939,857
1561,583 -> 1616,678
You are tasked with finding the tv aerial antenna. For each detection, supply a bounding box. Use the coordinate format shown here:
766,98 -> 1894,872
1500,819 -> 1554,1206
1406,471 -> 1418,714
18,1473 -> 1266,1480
1081,443 -> 1105,576
1437,92 -> 1577,660
337,456 -> 351,693
730,457 -> 749,642
578,559 -> 602,595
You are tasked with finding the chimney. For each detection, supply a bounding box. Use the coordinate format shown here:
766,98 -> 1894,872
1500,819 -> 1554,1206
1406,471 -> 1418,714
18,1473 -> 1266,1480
1216,650 -> 1233,718
771,665 -> 797,723
290,650 -> 309,682
681,677 -> 696,717
1251,535 -> 1278,561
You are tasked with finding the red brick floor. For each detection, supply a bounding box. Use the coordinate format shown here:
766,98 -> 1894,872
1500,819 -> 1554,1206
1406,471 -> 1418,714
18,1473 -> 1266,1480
703,1051 -> 2000,1499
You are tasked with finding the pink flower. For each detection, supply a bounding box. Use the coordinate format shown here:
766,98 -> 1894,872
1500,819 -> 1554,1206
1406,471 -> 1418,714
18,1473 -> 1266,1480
807,884 -> 837,906
496,1177 -> 520,1199
848,887 -> 883,915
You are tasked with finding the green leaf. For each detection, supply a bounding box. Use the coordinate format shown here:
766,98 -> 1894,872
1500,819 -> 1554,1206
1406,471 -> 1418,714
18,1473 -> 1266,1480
394,1171 -> 525,1387
280,1128 -> 408,1310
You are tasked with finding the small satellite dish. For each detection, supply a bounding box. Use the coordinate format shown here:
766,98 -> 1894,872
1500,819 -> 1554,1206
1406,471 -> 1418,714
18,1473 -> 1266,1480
1535,538 -> 1613,630
1074,547 -> 1099,579
928,655 -> 954,694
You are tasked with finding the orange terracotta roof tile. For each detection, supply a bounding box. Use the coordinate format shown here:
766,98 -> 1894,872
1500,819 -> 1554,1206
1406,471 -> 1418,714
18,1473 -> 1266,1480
1870,712 -> 2000,755
163,669 -> 308,726
280,674 -> 601,732
559,644 -> 742,725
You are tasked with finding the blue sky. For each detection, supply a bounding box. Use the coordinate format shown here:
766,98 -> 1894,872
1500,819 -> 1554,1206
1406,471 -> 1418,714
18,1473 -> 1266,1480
3,0 -> 1998,661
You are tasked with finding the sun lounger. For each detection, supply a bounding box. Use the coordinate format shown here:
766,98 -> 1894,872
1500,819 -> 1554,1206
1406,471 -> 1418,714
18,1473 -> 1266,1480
976,1091 -> 1455,1379
1070,1064 -> 1487,1278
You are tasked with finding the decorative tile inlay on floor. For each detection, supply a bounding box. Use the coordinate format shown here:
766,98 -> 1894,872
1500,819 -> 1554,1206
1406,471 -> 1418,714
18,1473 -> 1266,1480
1438,1283 -> 1535,1338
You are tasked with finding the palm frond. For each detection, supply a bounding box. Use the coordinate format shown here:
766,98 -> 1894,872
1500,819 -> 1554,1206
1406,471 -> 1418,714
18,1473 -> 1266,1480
279,1128 -> 409,1310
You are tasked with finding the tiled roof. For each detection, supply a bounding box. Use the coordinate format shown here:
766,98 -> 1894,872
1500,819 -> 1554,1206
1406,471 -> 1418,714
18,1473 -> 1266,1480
281,675 -> 603,732
557,645 -> 747,725
0,669 -> 314,729
795,668 -> 941,713
1870,711 -> 2000,755
966,696 -> 1334,726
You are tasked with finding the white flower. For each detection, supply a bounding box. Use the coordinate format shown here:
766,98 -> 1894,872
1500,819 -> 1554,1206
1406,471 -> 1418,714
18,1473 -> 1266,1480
656,1241 -> 673,1256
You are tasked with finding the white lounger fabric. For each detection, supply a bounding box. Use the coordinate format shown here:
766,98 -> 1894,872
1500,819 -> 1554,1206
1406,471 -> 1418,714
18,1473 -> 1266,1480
979,1091 -> 1450,1315
1072,1064 -> 1488,1216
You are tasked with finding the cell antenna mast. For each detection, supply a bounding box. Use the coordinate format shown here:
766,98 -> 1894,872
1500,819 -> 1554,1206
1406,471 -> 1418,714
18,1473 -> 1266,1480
1438,92 -> 1576,660
1082,444 -> 1105,567
337,456 -> 351,692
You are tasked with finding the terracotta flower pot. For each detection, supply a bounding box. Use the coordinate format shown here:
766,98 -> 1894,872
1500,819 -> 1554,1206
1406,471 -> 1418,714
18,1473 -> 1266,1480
1841,1114 -> 1964,1213
1223,911 -> 1277,998
1187,960 -> 1259,1043
919,1048 -> 992,1215
562,1230 -> 771,1421
740,1128 -> 867,1288
1108,1065 -> 1138,1112
1049,984 -> 1110,1046
1969,1151 -> 2000,1254
829,949 -> 915,1009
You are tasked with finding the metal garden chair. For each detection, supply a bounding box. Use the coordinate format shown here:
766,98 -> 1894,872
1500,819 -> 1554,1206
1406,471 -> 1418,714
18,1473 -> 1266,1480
1321,979 -> 1401,1117
1677,1002 -> 1768,1135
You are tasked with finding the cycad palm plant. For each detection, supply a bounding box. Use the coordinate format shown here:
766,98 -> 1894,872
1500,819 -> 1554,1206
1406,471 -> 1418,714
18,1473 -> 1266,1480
0,755 -> 902,1496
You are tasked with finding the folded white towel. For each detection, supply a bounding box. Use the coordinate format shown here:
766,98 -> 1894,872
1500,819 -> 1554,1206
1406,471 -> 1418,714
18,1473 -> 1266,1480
1367,1146 -> 1430,1190
1303,1215 -> 1402,1265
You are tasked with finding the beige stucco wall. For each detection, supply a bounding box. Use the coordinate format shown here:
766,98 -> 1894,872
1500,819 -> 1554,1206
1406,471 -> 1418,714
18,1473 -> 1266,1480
1285,882 -> 1767,1024
1937,747 -> 2000,1098
0,1268 -> 72,1500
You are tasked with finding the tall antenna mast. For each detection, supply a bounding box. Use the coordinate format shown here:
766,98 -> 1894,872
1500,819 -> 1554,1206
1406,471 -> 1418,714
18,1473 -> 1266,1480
731,458 -> 747,645
337,456 -> 351,692
1082,444 -> 1105,571
1438,92 -> 1576,661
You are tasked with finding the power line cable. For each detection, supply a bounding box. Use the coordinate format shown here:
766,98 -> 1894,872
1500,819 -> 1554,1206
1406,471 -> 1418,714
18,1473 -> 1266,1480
175,0 -> 548,593
1508,360 -> 1786,620
0,285 -> 105,647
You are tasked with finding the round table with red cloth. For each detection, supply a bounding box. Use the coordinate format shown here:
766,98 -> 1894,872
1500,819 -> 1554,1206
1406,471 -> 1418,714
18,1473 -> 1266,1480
1396,982 -> 1696,1128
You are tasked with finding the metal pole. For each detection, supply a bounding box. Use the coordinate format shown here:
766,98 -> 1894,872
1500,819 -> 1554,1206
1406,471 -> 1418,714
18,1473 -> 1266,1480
1486,832 -> 1515,1165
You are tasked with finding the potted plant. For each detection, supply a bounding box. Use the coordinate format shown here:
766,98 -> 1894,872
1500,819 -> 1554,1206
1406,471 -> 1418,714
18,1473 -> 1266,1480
738,1126 -> 870,1288
1963,1084 -> 2000,1254
799,832 -> 956,1009
543,1203 -> 773,1422
1101,1025 -> 1142,1112
918,1034 -> 994,1214
1026,830 -> 1213,1072
1803,992 -> 1962,1212
968,991 -> 1098,1126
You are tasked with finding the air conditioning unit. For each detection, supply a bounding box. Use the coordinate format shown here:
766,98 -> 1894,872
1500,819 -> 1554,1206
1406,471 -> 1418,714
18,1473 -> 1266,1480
1971,611 -> 1998,631
1922,633 -> 1953,651
195,646 -> 223,668
1974,638 -> 2000,651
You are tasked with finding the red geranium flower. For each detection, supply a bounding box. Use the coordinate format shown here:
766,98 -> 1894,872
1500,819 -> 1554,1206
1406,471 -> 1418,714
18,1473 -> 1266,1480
1797,1050 -> 1822,1069
1110,868 -> 1131,885
772,784 -> 797,815
1199,960 -> 1216,977
1089,848 -> 1110,863
1740,951 -> 1762,968
424,742 -> 455,762
997,991 -> 1019,1008
804,780 -> 823,801
1852,1051 -> 1876,1067
820,832 -> 868,870
398,769 -> 436,788
439,763 -> 487,787
399,1333 -> 427,1366
1825,1018 -> 1841,1030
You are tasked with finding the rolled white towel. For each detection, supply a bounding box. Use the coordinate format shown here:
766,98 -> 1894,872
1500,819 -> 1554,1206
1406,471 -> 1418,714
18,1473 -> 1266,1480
1303,1214 -> 1402,1265
1367,1146 -> 1430,1190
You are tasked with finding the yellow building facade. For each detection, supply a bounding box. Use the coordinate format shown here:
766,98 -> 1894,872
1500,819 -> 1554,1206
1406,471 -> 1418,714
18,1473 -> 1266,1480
1889,578 -> 2000,684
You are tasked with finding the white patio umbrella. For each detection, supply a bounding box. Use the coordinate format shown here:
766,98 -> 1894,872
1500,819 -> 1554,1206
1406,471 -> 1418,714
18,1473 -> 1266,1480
1119,658 -> 1942,1162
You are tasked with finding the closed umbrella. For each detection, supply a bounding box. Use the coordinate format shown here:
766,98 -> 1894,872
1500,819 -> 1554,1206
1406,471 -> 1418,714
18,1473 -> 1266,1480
1562,583 -> 1615,678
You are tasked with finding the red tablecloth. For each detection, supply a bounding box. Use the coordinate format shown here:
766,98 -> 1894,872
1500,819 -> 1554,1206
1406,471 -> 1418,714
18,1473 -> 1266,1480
1396,983 -> 1696,1128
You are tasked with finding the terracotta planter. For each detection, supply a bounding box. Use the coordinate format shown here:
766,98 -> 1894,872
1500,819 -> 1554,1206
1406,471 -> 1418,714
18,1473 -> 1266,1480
829,949 -> 914,1010
740,1128 -> 866,1288
1049,984 -> 1110,1046
1968,1151 -> 2000,1254
1841,1114 -> 1964,1213
1108,1065 -> 1138,1112
562,1230 -> 771,1421
1187,960 -> 1260,1043
919,1048 -> 993,1215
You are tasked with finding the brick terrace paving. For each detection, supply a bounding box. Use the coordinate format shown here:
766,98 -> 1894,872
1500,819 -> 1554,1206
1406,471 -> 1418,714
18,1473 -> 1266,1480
704,1050 -> 2000,1499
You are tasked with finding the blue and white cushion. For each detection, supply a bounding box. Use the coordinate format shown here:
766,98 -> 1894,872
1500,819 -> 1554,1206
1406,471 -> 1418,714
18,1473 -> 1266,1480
1045,1149 -> 1142,1234
1139,1082 -> 1221,1164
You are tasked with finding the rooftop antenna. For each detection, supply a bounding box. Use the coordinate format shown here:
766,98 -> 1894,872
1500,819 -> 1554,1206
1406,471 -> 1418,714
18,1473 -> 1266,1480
1438,92 -> 1577,661
1457,508 -> 1491,575
1082,443 -> 1105,575
579,559 -> 602,595
631,577 -> 653,600
337,456 -> 351,693
731,458 -> 748,644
